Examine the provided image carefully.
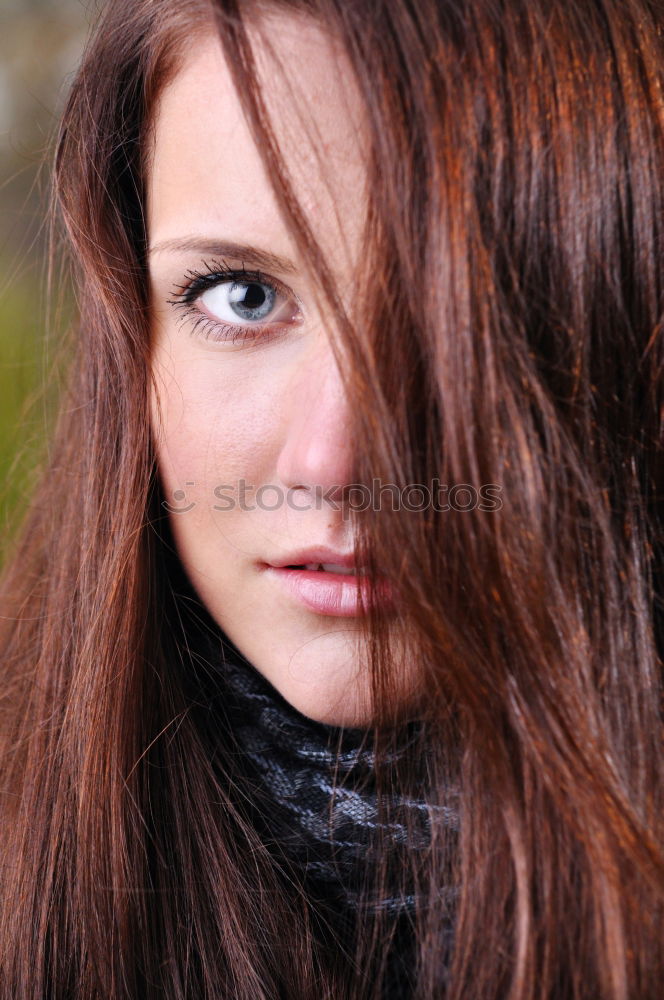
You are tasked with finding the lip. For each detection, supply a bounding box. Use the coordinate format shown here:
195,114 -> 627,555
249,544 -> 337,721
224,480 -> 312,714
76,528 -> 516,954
266,546 -> 358,570
261,564 -> 397,617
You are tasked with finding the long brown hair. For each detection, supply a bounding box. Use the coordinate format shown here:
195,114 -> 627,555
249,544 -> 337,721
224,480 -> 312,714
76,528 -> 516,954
1,0 -> 663,996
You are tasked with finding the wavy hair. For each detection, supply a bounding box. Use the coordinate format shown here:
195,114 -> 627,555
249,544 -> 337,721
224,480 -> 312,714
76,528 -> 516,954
1,0 -> 663,996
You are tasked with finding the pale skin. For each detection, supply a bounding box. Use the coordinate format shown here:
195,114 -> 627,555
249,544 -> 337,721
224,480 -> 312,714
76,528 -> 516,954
147,16 -> 382,725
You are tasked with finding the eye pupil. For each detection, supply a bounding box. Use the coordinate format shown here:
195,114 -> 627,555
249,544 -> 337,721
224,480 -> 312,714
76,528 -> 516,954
228,280 -> 276,321
241,284 -> 265,308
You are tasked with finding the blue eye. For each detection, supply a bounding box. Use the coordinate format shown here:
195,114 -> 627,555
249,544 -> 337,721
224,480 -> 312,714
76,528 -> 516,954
167,260 -> 302,344
202,279 -> 278,324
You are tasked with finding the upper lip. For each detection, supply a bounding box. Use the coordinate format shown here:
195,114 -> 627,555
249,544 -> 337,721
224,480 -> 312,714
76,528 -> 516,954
265,546 -> 357,569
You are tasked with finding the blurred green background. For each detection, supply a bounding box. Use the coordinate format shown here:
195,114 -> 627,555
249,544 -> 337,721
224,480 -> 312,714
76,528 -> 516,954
0,0 -> 89,557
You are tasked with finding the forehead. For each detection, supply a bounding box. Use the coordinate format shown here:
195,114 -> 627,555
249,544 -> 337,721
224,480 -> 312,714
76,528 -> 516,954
146,13 -> 366,269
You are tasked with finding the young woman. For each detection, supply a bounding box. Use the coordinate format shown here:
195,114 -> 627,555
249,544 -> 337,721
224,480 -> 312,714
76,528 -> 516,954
1,0 -> 663,996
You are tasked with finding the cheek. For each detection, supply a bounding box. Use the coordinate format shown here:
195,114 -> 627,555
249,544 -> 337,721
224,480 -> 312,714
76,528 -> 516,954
149,345 -> 281,510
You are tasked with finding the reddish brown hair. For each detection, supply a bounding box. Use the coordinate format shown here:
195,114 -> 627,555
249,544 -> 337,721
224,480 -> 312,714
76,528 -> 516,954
1,0 -> 663,996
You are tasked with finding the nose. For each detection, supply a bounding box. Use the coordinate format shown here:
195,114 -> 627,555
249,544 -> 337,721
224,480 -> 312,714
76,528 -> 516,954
275,338 -> 355,504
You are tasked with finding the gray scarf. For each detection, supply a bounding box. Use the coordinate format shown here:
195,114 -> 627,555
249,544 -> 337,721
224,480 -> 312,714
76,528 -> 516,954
184,609 -> 458,993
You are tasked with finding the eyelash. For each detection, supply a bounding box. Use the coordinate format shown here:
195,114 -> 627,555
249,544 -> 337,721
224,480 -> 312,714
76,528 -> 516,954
166,258 -> 295,345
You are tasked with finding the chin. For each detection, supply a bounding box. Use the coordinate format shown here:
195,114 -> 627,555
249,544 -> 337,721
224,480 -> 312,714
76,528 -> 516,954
254,651 -> 373,728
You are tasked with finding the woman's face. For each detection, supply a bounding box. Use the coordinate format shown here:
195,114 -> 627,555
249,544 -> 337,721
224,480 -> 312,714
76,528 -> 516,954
147,15 -> 390,725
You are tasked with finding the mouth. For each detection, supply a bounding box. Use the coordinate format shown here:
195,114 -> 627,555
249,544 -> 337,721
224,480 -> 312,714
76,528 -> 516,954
262,563 -> 395,617
286,563 -> 366,576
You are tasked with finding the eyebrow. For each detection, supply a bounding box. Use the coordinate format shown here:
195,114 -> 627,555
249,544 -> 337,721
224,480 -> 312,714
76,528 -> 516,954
148,237 -> 298,275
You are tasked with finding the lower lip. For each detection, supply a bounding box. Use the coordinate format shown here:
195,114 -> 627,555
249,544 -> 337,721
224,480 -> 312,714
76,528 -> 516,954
263,566 -> 396,617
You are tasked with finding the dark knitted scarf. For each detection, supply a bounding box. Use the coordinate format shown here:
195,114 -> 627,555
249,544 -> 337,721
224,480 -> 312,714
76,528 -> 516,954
193,629 -> 459,994
220,643 -> 444,895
